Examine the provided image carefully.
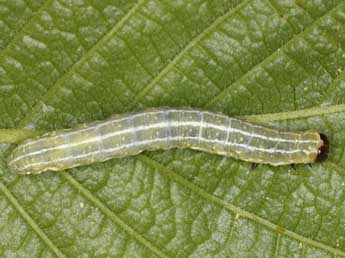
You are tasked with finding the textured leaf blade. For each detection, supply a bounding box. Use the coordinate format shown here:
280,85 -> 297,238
1,0 -> 345,257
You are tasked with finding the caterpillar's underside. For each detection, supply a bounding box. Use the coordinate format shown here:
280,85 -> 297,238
7,109 -> 329,175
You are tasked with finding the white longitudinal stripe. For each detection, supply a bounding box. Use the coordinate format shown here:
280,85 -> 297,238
17,109 -> 295,149
11,120 -> 181,163
10,122 -> 318,165
198,111 -> 204,142
10,119 -> 319,164
20,135 -> 317,170
18,110 -> 167,149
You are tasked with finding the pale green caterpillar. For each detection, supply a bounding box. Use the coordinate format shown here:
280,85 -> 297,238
7,108 -> 329,175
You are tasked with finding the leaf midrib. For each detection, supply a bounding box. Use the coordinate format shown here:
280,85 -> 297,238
1,102 -> 345,143
2,0 -> 345,257
18,0 -> 345,128
0,2 -> 251,255
242,103 -> 345,123
1,103 -> 345,256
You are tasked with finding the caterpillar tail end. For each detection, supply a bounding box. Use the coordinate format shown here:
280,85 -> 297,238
315,133 -> 329,162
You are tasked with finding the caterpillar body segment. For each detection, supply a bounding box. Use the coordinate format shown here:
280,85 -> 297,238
7,109 -> 328,175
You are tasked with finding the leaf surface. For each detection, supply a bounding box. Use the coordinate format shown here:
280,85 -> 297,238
1,0 -> 345,257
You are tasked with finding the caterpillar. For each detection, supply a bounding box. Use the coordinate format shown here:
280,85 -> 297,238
7,108 -> 329,175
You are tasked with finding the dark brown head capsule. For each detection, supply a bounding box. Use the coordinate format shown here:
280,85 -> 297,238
315,133 -> 329,162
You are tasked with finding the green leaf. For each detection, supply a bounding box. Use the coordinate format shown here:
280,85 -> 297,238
1,0 -> 345,257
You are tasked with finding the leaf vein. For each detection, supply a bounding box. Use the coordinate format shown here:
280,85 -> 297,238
125,0 -> 252,111
0,180 -> 67,258
0,0 -> 51,54
61,172 -> 171,258
266,0 -> 294,30
273,233 -> 282,258
205,1 -> 345,109
301,38 -> 336,79
138,155 -> 345,257
18,0 -> 147,127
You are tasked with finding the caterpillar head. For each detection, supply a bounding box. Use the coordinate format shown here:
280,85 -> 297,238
315,133 -> 329,162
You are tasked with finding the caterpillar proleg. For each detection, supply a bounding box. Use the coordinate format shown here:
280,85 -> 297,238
7,109 -> 329,175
